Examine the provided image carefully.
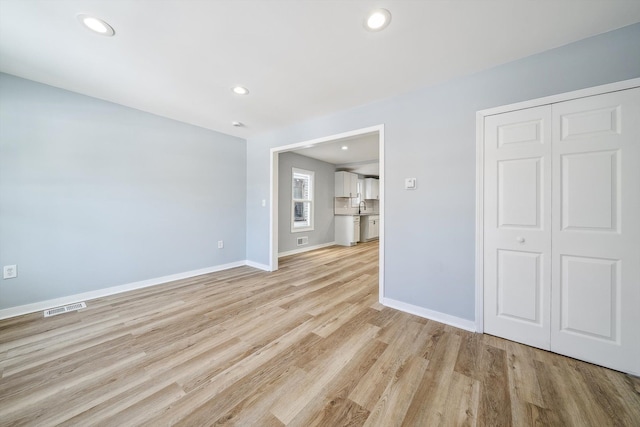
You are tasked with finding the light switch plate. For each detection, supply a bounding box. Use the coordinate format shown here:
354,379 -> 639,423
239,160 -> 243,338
404,178 -> 417,190
3,265 -> 17,279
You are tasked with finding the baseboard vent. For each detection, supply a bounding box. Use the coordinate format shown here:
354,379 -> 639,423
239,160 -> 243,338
297,236 -> 309,246
44,302 -> 87,317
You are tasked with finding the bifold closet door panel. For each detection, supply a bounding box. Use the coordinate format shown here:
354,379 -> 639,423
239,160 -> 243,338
550,87 -> 640,375
483,105 -> 552,350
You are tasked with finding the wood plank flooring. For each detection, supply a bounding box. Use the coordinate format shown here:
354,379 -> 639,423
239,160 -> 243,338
1,241 -> 639,426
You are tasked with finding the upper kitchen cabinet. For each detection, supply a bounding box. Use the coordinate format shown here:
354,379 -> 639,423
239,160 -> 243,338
364,178 -> 379,200
335,171 -> 358,198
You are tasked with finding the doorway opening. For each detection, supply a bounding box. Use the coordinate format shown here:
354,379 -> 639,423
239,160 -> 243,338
269,124 -> 385,302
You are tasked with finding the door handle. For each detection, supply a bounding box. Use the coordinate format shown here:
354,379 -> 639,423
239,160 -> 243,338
516,236 -> 525,243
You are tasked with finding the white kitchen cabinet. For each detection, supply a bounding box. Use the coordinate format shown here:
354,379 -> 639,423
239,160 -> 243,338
371,216 -> 379,238
335,171 -> 358,198
335,215 -> 360,246
364,178 -> 379,200
360,215 -> 379,241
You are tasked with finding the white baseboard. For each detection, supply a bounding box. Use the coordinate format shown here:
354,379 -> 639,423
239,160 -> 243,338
0,262 -> 478,333
245,260 -> 271,271
278,241 -> 336,258
0,260 -> 249,320
381,297 -> 477,332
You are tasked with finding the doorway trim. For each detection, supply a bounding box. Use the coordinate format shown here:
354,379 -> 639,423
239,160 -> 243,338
475,77 -> 640,333
269,124 -> 385,302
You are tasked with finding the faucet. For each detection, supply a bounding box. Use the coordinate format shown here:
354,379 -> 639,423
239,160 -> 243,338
359,200 -> 367,214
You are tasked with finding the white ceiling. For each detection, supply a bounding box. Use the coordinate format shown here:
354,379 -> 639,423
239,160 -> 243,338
1,1 -> 639,139
290,131 -> 379,176
340,162 -> 379,177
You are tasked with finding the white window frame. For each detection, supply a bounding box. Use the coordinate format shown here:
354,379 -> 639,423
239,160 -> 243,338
291,167 -> 314,232
351,179 -> 363,208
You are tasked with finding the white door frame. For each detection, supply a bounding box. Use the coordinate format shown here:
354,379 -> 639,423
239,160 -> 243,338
270,124 -> 385,302
475,77 -> 640,333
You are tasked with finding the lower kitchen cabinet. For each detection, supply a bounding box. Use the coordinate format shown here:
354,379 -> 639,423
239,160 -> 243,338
360,215 -> 379,241
335,215 -> 360,246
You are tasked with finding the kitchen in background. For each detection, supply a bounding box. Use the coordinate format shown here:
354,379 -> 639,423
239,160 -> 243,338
278,131 -> 380,255
334,171 -> 380,246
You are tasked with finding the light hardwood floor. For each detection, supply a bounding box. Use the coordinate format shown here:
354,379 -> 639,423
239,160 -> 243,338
1,241 -> 639,426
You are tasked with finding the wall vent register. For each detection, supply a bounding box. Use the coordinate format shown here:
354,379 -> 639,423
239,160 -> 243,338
44,302 -> 87,317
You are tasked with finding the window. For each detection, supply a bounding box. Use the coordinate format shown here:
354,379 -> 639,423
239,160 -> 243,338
351,179 -> 363,208
291,168 -> 314,232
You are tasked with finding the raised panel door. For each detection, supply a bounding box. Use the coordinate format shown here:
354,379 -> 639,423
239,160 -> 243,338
484,106 -> 552,350
551,87 -> 640,374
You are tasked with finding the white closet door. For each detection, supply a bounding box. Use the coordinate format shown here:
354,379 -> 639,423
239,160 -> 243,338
550,87 -> 640,374
483,106 -> 552,350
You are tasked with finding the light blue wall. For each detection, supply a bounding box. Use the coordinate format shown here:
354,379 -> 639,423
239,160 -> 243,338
246,23 -> 640,321
278,152 -> 335,253
3,23 -> 639,316
0,73 -> 247,310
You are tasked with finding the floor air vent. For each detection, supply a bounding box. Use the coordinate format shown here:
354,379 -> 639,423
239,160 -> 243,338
297,236 -> 309,246
44,302 -> 87,317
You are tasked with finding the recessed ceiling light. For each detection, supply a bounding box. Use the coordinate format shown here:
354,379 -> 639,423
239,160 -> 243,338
232,86 -> 249,95
77,14 -> 115,36
365,9 -> 391,31
341,146 -> 349,150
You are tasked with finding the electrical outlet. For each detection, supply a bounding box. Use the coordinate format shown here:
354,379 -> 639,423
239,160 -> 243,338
217,240 -> 224,249
3,265 -> 17,279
